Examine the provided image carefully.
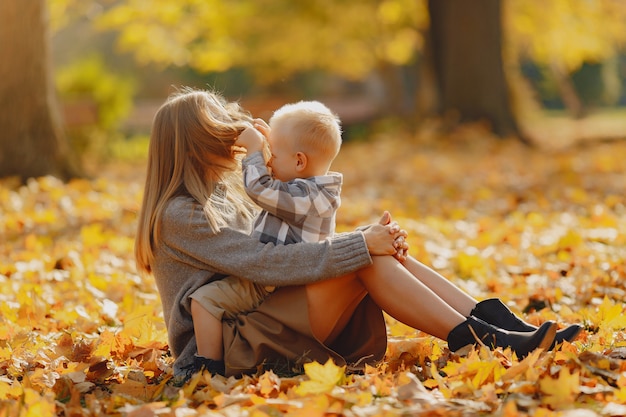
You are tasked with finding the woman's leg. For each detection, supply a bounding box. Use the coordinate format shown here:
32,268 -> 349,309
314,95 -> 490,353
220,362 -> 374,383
306,257 -> 467,343
401,257 -> 582,344
355,256 -> 468,339
400,256 -> 478,317
306,256 -> 556,358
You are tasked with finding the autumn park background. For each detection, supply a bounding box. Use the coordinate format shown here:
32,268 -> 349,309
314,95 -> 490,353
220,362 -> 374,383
1,1 -> 626,416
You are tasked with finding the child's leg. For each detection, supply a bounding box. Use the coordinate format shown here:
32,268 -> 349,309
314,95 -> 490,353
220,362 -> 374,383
400,256 -> 477,317
190,299 -> 224,360
190,277 -> 270,360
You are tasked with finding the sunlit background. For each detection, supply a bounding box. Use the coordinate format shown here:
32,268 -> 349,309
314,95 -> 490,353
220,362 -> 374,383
2,2 -> 626,415
41,0 -> 626,169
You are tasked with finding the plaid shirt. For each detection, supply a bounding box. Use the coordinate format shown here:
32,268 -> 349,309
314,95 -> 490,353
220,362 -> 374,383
242,152 -> 342,245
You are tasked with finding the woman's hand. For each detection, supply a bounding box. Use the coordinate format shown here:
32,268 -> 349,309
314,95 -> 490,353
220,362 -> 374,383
393,235 -> 409,262
363,211 -> 409,259
379,211 -> 409,261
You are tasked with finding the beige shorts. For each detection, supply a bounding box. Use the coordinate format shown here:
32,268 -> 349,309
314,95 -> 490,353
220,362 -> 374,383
190,277 -> 274,321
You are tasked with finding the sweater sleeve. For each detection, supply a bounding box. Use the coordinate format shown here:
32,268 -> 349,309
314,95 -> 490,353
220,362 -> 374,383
159,197 -> 372,286
242,152 -> 336,222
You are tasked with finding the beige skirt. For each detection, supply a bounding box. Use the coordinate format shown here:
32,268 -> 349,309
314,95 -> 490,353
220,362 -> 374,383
221,285 -> 387,377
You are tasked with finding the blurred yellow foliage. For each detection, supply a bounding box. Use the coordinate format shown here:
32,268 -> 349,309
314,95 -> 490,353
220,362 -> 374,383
507,0 -> 626,72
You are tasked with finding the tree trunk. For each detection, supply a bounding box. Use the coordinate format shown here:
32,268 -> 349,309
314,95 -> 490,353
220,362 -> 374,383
550,61 -> 586,119
376,62 -> 417,118
0,0 -> 81,181
427,0 -> 524,140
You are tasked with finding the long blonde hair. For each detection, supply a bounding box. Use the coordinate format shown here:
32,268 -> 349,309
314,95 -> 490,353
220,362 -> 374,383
135,88 -> 256,274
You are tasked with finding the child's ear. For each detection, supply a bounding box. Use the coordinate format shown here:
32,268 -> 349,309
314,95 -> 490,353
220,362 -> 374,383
295,152 -> 307,172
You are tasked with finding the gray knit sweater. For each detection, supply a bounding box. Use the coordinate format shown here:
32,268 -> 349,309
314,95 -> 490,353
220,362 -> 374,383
151,196 -> 373,374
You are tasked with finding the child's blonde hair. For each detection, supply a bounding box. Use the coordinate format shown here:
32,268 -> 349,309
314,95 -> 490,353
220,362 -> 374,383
135,88 -> 256,274
269,101 -> 342,162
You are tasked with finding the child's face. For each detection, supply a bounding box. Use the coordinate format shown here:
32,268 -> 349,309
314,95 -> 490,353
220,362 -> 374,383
267,125 -> 299,182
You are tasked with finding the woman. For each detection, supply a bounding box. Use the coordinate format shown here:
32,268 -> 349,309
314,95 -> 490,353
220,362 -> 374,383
135,88 -> 582,380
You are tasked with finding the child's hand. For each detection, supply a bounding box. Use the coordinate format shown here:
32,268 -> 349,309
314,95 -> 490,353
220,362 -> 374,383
236,126 -> 265,154
253,118 -> 271,138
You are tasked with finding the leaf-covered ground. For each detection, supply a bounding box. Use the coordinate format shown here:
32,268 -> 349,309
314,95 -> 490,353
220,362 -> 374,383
1,126 -> 625,416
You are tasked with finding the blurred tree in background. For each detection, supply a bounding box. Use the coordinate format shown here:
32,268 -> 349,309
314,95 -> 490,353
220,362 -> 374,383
507,0 -> 626,118
427,0 -> 521,138
1,0 -> 625,179
0,0 -> 81,180
55,55 -> 135,162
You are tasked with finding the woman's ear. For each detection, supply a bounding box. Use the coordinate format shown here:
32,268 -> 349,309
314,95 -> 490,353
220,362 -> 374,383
295,152 -> 308,172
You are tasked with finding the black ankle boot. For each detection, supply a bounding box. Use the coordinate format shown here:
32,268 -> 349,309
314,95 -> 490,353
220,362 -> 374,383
470,298 -> 583,348
172,356 -> 226,386
193,355 -> 226,376
447,316 -> 557,358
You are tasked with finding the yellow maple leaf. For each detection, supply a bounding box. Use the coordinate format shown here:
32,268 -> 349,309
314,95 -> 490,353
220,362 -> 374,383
470,358 -> 505,388
119,304 -> 166,347
597,296 -> 626,330
0,379 -> 22,400
23,388 -> 56,417
93,330 -> 133,358
294,359 -> 345,396
540,367 -> 580,408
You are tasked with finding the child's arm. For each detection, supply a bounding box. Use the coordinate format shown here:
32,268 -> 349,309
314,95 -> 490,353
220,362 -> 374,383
242,152 -> 340,223
236,126 -> 265,154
